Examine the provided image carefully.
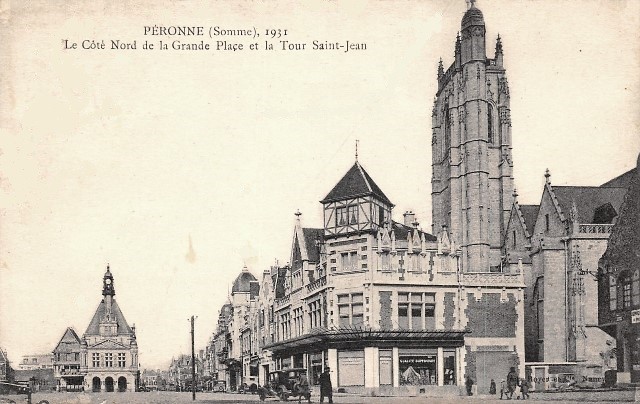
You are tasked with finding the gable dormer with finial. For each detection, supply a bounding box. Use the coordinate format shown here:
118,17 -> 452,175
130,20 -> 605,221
320,160 -> 394,238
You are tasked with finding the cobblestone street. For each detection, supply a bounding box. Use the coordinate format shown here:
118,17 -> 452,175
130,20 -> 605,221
8,389 -> 636,404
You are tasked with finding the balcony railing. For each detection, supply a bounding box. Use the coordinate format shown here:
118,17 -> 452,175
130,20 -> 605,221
305,275 -> 327,293
461,272 -> 523,286
274,295 -> 290,308
578,224 -> 613,234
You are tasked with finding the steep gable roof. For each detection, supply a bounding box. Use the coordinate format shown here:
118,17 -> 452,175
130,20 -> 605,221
53,328 -> 82,353
552,186 -> 627,224
320,162 -> 393,206
274,266 -> 288,299
602,165 -> 639,267
601,168 -> 635,188
84,299 -> 133,336
302,228 -> 323,263
519,204 -> 539,236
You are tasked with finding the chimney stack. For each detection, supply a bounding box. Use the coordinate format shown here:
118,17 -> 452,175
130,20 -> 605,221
403,211 -> 416,227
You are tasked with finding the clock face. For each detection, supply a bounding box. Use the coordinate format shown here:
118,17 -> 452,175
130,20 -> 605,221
105,279 -> 112,285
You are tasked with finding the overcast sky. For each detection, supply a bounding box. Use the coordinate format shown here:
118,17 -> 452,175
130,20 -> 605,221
1,0 -> 638,370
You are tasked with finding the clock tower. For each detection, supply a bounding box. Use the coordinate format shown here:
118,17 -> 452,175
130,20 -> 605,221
102,265 -> 115,297
100,265 -> 117,336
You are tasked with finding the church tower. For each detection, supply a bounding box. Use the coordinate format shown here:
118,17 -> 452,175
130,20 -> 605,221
431,0 -> 514,272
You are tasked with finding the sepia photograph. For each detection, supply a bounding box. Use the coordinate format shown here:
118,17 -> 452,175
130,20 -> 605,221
0,0 -> 638,403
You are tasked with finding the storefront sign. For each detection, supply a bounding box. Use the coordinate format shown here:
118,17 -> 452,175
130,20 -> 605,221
631,309 -> 640,324
399,355 -> 437,386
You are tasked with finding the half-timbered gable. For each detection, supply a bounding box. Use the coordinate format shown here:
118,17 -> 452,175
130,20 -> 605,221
321,162 -> 394,237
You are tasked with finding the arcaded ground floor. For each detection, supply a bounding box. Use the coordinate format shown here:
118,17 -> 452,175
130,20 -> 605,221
260,329 -> 522,396
12,389 -> 640,403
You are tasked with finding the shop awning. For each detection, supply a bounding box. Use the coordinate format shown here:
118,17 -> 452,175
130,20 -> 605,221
263,326 -> 469,354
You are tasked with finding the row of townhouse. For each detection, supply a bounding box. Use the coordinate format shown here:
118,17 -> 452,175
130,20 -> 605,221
167,354 -> 204,391
203,157 -> 524,397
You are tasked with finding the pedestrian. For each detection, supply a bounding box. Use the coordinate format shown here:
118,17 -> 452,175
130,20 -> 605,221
520,377 -> 529,400
319,367 -> 333,403
500,379 -> 506,399
507,367 -> 518,399
490,378 -> 496,395
465,375 -> 474,396
296,373 -> 311,404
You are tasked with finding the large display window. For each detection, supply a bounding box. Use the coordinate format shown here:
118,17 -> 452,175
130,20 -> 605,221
399,349 -> 437,386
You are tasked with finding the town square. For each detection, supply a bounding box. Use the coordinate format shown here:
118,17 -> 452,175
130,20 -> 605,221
1,0 -> 639,403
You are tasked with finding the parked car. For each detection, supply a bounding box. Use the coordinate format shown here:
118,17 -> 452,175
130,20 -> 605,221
259,368 -> 311,402
212,380 -> 226,392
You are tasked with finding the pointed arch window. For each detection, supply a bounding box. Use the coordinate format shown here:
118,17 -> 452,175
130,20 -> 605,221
443,103 -> 451,160
487,103 -> 494,143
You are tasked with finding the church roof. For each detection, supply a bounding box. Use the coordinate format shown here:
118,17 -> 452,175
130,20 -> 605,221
601,168 -> 636,188
519,204 -> 539,236
320,161 -> 393,206
231,268 -> 258,294
53,327 -> 82,354
552,186 -> 627,224
84,299 -> 133,336
602,163 -> 639,267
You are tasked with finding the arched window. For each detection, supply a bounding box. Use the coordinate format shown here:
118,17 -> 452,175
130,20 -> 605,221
443,103 -> 451,160
487,103 -> 494,143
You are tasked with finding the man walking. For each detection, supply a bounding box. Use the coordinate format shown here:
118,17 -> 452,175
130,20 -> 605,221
319,367 -> 333,403
465,375 -> 474,396
507,367 -> 518,399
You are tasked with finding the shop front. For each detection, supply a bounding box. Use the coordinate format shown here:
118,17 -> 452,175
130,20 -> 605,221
264,327 -> 468,396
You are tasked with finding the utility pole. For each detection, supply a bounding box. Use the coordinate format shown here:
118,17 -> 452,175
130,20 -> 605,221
190,315 -> 196,401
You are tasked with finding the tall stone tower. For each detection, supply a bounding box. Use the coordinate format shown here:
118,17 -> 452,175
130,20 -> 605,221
431,1 -> 514,273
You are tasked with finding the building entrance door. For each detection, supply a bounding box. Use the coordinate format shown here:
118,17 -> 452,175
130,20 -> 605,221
117,376 -> 127,392
105,377 -> 114,392
92,377 -> 101,392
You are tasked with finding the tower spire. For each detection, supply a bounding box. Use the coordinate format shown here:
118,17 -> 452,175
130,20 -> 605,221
355,139 -> 359,162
